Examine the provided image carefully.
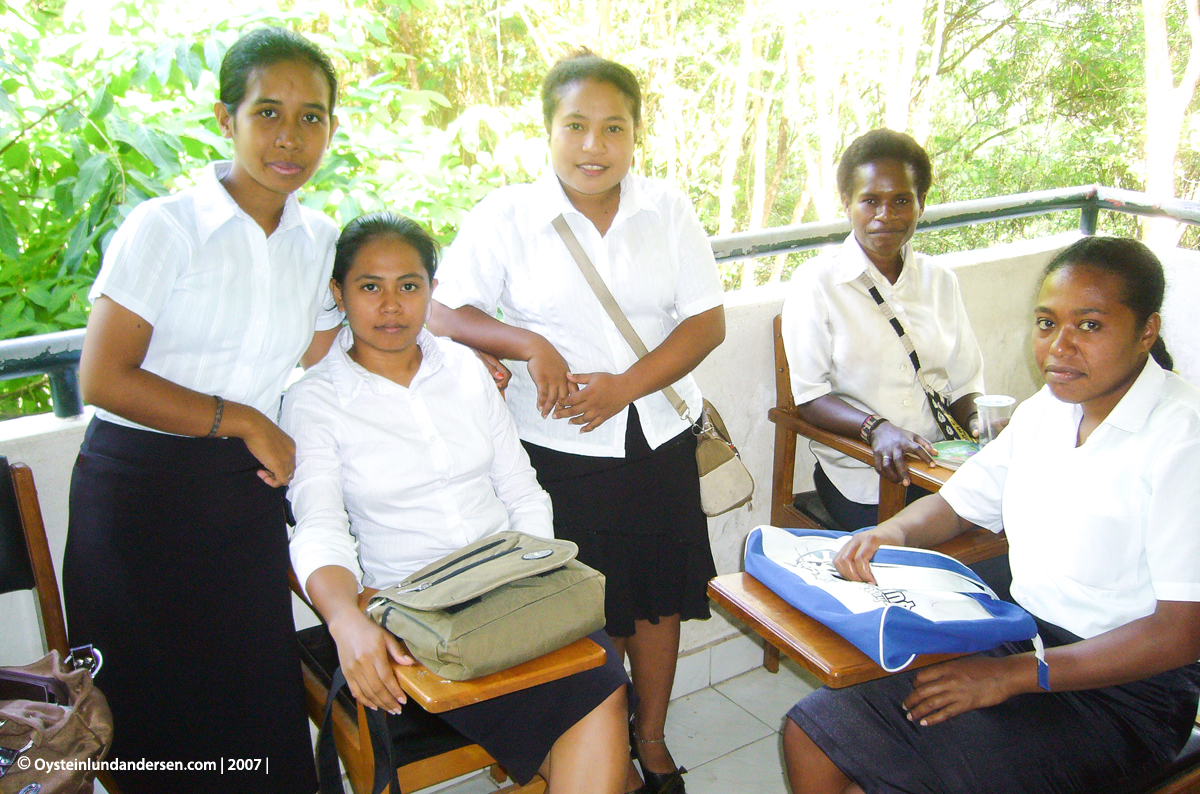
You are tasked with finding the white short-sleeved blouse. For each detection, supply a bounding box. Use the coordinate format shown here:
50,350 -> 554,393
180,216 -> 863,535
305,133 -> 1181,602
781,235 -> 986,502
89,162 -> 342,431
939,359 -> 1200,639
434,173 -> 724,457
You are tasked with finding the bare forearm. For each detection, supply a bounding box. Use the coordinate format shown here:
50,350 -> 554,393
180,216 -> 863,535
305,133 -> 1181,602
877,494 -> 974,549
1038,603 -> 1200,693
620,306 -> 725,404
794,394 -> 874,438
304,565 -> 366,629
301,327 -> 340,369
83,363 -> 269,441
428,302 -> 547,362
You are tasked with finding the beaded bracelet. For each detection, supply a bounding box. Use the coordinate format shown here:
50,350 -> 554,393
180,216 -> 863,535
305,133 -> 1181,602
206,395 -> 224,438
859,414 -> 885,444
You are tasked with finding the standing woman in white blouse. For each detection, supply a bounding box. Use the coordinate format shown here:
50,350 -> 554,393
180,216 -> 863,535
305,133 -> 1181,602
430,51 -> 725,794
62,29 -> 341,794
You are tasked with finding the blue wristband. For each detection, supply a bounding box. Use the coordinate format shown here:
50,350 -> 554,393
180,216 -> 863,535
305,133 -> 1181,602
1032,634 -> 1050,692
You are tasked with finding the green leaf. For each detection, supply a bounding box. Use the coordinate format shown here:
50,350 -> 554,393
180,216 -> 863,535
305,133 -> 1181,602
58,109 -> 84,132
23,283 -> 52,308
154,41 -> 175,86
131,125 -> 177,170
54,181 -> 75,218
176,41 -> 203,88
0,89 -> 18,121
88,87 -> 114,120
1,297 -> 25,327
132,49 -> 155,87
203,38 -> 225,76
72,154 -> 111,206
1,142 -> 28,171
47,284 -> 76,314
0,206 -> 20,261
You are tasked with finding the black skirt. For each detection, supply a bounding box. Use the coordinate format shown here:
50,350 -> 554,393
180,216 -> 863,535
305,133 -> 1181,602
522,405 -> 716,637
407,629 -> 629,784
787,618 -> 1200,794
62,418 -> 317,794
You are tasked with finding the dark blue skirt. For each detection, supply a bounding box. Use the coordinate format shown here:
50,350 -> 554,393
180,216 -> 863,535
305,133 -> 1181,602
787,618 -> 1200,794
63,418 -> 317,794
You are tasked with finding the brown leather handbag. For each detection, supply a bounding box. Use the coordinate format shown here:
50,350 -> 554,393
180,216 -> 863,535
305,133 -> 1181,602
0,649 -> 113,794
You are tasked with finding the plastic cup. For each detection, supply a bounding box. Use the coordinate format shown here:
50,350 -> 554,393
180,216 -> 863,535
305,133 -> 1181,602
974,395 -> 1016,446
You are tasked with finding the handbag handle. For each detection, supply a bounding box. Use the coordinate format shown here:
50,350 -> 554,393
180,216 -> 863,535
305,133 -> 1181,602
550,214 -> 691,423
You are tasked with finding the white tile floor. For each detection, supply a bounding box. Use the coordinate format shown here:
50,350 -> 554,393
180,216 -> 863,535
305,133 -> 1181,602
415,657 -> 821,794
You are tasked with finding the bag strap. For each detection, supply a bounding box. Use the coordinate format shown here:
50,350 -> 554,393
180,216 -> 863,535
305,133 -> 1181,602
854,272 -> 971,442
551,214 -> 691,423
318,668 -> 401,794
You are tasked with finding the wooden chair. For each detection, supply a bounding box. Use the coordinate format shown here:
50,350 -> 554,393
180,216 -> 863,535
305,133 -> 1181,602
767,314 -> 1007,563
288,573 -> 547,794
0,455 -> 120,793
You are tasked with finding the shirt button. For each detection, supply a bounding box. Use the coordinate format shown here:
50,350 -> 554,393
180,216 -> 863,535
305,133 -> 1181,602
903,399 -> 912,407
428,435 -> 437,443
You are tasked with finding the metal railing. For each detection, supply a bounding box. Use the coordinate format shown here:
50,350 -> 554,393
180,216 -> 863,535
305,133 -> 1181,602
3,185 -> 1199,419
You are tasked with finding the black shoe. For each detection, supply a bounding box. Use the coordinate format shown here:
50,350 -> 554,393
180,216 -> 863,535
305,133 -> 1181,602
637,767 -> 687,794
632,726 -> 687,794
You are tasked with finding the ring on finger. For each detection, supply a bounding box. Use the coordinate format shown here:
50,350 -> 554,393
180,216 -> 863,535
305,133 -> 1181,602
882,455 -> 892,465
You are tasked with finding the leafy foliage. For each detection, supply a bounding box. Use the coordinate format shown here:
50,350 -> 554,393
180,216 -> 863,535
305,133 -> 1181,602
1,0 -> 1196,416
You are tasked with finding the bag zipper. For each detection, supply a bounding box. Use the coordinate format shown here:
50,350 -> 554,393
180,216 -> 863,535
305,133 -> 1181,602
391,546 -> 522,594
400,538 -> 508,586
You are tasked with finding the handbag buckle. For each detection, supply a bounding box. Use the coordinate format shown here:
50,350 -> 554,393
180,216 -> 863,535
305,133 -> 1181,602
0,740 -> 33,779
66,645 -> 103,677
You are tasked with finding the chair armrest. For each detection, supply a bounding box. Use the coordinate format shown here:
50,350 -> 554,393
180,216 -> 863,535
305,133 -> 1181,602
289,567 -> 314,608
931,528 -> 1008,565
768,407 -> 872,462
769,407 -> 949,494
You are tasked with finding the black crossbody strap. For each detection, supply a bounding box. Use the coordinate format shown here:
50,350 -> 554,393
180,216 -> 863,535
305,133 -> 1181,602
317,667 -> 401,794
855,272 -> 971,442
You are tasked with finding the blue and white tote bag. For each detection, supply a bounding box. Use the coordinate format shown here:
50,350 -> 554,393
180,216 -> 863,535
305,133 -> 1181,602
744,526 -> 1038,672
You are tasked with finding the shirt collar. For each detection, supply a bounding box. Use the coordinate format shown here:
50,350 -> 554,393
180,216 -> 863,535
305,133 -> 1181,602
325,325 -> 446,407
1097,357 -> 1166,434
530,171 -> 659,231
832,233 -> 914,289
192,161 -> 314,246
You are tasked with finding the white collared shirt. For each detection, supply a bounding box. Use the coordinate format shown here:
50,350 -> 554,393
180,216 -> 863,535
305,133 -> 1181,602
89,162 -> 342,431
283,327 -> 554,595
433,172 -> 724,456
940,360 -> 1200,639
781,235 -> 985,502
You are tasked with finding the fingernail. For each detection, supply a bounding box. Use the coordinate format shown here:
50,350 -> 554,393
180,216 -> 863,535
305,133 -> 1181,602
920,719 -> 928,726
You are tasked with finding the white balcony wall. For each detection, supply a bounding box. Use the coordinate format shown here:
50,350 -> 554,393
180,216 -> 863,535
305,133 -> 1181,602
3,233 -> 1198,667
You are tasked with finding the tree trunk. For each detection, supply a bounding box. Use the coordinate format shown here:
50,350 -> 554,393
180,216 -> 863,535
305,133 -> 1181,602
885,0 -> 924,131
1143,0 -> 1200,247
913,0 -> 947,147
718,0 -> 755,236
742,34 -> 770,288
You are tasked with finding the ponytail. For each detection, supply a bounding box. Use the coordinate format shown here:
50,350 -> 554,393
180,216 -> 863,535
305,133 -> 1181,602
1150,336 -> 1174,371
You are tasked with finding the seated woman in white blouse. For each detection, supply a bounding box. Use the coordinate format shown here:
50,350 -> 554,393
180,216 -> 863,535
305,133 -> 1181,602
782,129 -> 983,531
282,212 -> 630,794
783,236 -> 1200,794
